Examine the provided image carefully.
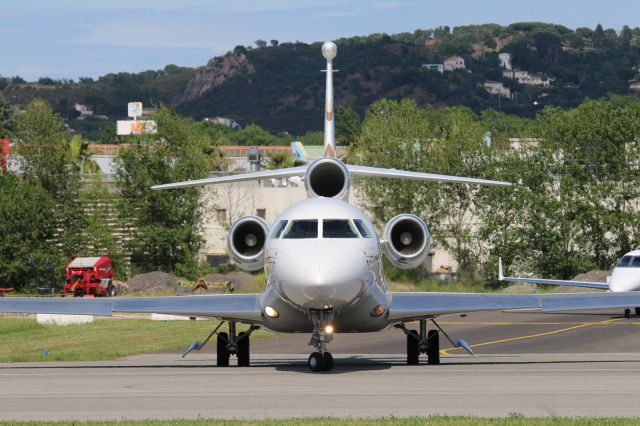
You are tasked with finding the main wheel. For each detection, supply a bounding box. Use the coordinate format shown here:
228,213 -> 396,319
406,330 -> 419,365
308,352 -> 325,372
322,352 -> 334,371
427,329 -> 440,365
237,331 -> 250,367
216,332 -> 230,367
625,308 -> 631,319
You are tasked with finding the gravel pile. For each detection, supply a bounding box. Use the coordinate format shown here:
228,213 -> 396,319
127,271 -> 181,294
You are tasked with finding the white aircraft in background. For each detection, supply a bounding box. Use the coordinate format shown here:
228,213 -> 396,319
499,249 -> 640,318
4,42 -> 640,372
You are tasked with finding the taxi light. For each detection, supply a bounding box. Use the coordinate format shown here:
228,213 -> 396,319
324,325 -> 334,334
264,306 -> 279,318
370,305 -> 386,317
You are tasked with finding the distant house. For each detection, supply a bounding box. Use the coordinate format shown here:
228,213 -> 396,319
503,69 -> 552,87
498,53 -> 513,70
74,103 -> 93,117
508,138 -> 541,150
204,117 -> 241,129
629,81 -> 640,92
483,81 -> 511,97
421,63 -> 444,74
443,56 -> 466,71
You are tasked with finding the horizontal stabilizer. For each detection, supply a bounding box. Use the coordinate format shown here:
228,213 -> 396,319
346,165 -> 511,187
498,258 -> 609,290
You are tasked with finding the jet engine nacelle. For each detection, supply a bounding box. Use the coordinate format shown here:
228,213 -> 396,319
304,157 -> 350,201
227,216 -> 269,271
382,214 -> 430,269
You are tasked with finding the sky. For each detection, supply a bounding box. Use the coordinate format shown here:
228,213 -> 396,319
1,0 -> 639,81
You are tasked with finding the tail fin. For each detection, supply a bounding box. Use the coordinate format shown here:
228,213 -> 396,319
322,41 -> 337,158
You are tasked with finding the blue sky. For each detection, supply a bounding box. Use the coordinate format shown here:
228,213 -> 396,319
1,0 -> 639,80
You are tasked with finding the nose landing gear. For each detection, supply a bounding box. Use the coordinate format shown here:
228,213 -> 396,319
307,309 -> 335,372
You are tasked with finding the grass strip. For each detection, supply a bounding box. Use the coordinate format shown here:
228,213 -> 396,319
0,318 -> 276,362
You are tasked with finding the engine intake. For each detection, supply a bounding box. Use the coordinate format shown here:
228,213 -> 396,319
382,214 -> 430,269
227,216 -> 269,271
305,158 -> 350,200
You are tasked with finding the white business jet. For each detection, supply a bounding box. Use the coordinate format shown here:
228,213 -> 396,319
4,42 -> 640,372
499,248 -> 640,318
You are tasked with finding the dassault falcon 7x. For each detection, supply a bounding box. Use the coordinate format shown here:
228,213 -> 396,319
499,248 -> 640,318
5,42 -> 640,372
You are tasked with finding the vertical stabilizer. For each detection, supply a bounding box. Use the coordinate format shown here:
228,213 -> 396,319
322,41 -> 337,158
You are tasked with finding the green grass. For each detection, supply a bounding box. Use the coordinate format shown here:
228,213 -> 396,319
0,318 -> 277,363
1,417 -> 639,425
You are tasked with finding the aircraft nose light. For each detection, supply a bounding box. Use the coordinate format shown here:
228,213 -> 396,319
324,324 -> 334,334
264,306 -> 279,318
370,305 -> 386,317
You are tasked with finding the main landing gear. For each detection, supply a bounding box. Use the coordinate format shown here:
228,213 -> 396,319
307,309 -> 335,372
396,318 -> 474,365
624,307 -> 640,319
182,321 -> 260,367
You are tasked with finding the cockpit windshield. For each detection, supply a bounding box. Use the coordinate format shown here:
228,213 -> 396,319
270,220 -> 288,239
617,256 -> 640,268
283,220 -> 318,239
323,219 -> 359,238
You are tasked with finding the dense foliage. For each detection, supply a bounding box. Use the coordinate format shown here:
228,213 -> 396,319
349,97 -> 640,281
2,23 -> 640,138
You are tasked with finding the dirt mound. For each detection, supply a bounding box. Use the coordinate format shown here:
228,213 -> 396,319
502,283 -> 536,294
128,271 -> 181,294
572,270 -> 609,283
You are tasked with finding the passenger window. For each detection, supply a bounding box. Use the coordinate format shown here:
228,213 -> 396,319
270,220 -> 288,239
323,219 -> 358,238
631,257 -> 640,267
283,220 -> 318,239
353,219 -> 372,238
618,256 -> 633,267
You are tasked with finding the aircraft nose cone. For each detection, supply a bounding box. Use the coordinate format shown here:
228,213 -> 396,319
274,245 -> 370,310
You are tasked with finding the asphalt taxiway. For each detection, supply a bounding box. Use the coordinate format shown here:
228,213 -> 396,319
3,309 -> 640,420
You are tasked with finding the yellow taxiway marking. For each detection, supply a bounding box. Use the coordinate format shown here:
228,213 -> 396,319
440,318 -> 625,355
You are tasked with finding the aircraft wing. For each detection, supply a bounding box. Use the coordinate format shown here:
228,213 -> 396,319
0,294 -> 264,323
388,291 -> 640,322
346,165 -> 511,187
498,258 -> 609,290
151,166 -> 307,190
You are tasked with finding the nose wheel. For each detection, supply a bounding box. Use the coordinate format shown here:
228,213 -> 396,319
308,351 -> 334,372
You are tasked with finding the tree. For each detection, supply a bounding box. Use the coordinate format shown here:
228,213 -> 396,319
0,96 -> 13,138
335,107 -> 361,146
14,99 -> 83,252
115,106 -> 219,276
255,39 -> 267,48
270,39 -> 279,47
0,173 -> 62,291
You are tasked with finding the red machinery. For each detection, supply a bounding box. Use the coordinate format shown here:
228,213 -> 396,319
62,257 -> 115,297
1,139 -> 9,172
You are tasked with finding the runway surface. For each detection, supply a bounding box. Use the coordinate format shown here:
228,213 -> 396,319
3,309 -> 640,420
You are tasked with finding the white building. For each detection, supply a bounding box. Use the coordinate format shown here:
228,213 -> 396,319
484,81 -> 511,97
74,103 -> 93,117
421,64 -> 444,74
498,53 -> 512,70
503,69 -> 552,87
205,117 -> 241,129
443,56 -> 466,71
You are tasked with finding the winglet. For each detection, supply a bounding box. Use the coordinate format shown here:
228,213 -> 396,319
498,257 -> 504,281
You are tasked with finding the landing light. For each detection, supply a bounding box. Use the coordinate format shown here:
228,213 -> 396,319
324,325 -> 334,334
370,305 -> 386,317
265,306 -> 279,318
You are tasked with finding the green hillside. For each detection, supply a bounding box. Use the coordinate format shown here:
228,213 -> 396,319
2,22 -> 640,138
